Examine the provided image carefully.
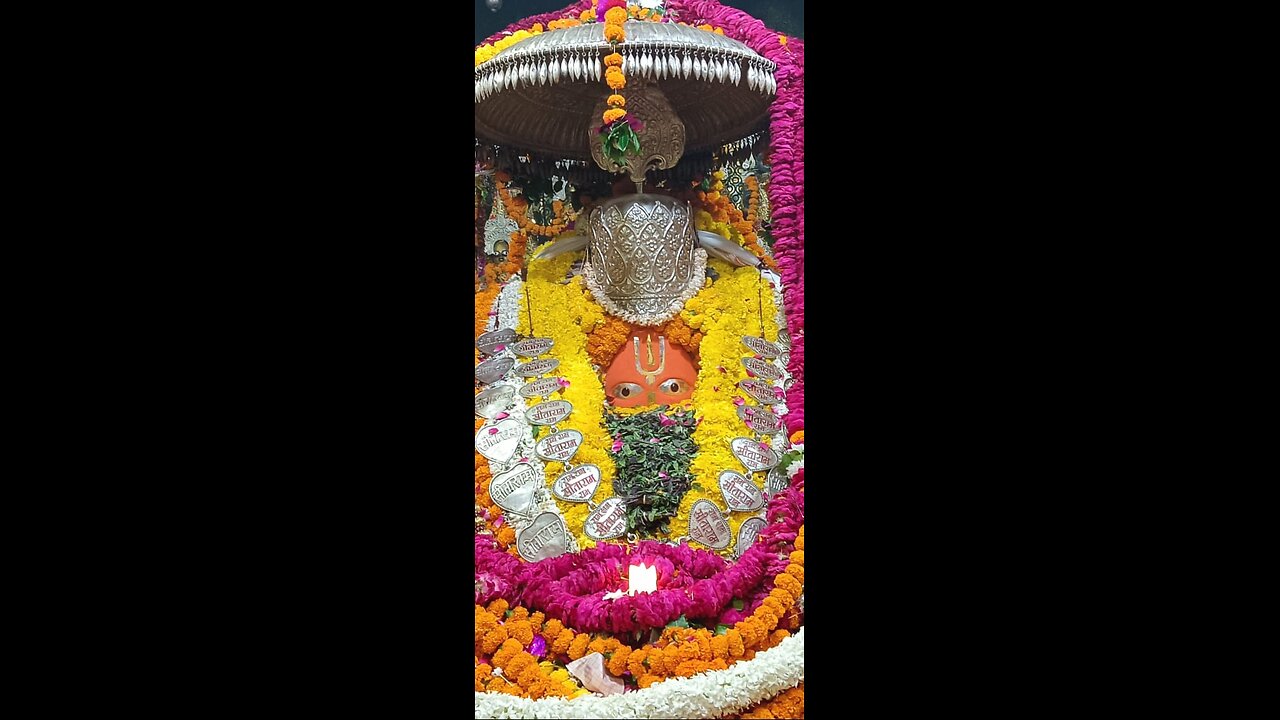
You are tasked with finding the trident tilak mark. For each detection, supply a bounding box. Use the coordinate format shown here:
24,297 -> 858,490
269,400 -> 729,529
632,334 -> 667,386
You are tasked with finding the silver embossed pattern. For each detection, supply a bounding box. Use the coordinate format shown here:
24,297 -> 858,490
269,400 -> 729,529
730,437 -> 779,472
718,470 -> 766,512
476,355 -> 514,385
741,335 -> 780,358
739,378 -> 782,405
475,385 -> 517,419
583,496 -> 628,540
517,512 -> 570,561
514,357 -> 561,378
512,337 -> 555,358
582,195 -> 705,326
478,328 -> 517,356
525,399 -> 573,426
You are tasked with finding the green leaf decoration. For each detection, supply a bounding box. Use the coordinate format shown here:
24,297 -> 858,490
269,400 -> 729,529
732,599 -> 744,610
667,614 -> 691,629
715,624 -> 731,636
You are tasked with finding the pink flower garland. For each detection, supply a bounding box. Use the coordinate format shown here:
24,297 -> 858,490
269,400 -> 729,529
474,478 -> 804,633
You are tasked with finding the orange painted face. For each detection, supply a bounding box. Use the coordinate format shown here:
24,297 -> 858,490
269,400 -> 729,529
604,335 -> 697,408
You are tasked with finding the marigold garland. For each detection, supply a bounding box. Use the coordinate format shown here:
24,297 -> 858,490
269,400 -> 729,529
474,520 -> 805,694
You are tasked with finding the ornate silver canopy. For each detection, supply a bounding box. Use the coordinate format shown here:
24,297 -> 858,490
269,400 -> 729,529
474,21 -> 777,163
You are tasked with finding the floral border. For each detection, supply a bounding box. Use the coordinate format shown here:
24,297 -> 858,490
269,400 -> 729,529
474,627 -> 803,719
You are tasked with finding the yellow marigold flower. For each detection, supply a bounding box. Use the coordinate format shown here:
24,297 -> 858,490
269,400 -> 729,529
779,34 -> 787,45
697,23 -> 713,31
568,633 -> 591,661
580,9 -> 595,21
570,689 -> 591,699
607,94 -> 626,108
531,23 -> 543,33
605,7 -> 627,24
715,27 -> 724,35
604,52 -> 624,67
794,534 -> 804,551
602,108 -> 627,125
789,550 -> 804,566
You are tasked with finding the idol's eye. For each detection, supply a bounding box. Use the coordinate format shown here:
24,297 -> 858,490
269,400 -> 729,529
660,379 -> 688,395
612,382 -> 644,399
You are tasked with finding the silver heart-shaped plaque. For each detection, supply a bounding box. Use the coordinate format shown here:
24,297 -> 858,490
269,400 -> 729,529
583,496 -> 628,540
739,379 -> 782,405
520,376 -> 564,399
489,463 -> 541,515
730,437 -> 779,472
741,336 -> 781,359
475,418 -> 524,463
514,357 -> 561,378
688,499 -> 732,549
551,464 -> 601,502
742,357 -> 782,381
475,355 -> 515,385
517,512 -> 570,561
535,429 -> 583,464
478,328 -> 517,356
475,385 -> 517,419
718,470 -> 766,512
765,465 -> 791,496
513,337 -> 555,358
525,399 -> 573,426
735,517 -> 767,555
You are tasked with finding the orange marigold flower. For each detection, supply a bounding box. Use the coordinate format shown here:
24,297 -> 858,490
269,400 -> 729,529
769,587 -> 796,611
541,619 -> 564,643
579,9 -> 595,21
676,659 -> 710,677
794,534 -> 804,551
627,647 -> 648,676
710,635 -> 729,660
551,631 -> 574,655
637,674 -> 662,689
531,23 -> 543,33
604,52 -> 624,67
528,611 -> 545,629
606,646 -> 630,676
509,606 -> 529,623
506,652 -> 534,678
605,67 -> 626,90
587,637 -> 609,656
646,647 -> 665,674
761,597 -> 786,617
602,108 -> 627,125
789,430 -> 804,444
663,647 -> 684,674
786,564 -> 804,584
604,24 -> 624,42
481,626 -> 509,655
789,550 -> 804,566
568,633 -> 591,661
486,599 -> 509,616
507,620 -> 534,646
517,664 -> 544,688
726,629 -> 745,658
496,526 -> 516,546
604,7 -> 627,24
697,23 -> 713,31
607,94 -> 626,108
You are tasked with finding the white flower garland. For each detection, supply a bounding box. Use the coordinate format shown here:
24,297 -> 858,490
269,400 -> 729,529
475,628 -> 804,719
